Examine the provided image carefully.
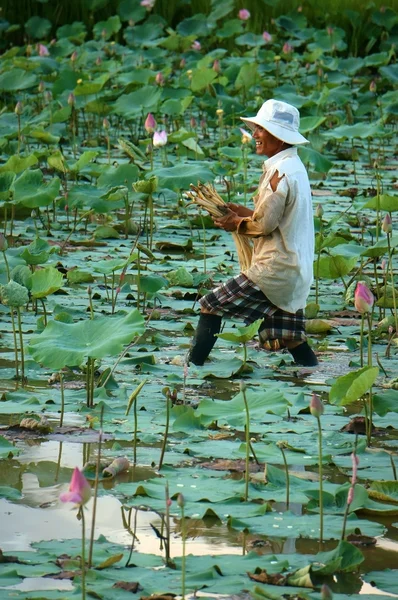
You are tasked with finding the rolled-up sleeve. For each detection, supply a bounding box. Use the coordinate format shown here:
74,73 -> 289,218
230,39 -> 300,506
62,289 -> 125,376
237,176 -> 289,237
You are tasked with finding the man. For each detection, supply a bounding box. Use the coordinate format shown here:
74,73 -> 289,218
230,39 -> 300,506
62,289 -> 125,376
189,99 -> 318,367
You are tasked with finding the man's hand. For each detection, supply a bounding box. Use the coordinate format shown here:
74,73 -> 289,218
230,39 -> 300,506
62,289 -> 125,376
226,203 -> 254,218
213,209 -> 241,231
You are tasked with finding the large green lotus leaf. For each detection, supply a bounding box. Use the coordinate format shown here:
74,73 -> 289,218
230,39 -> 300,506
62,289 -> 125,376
361,234 -> 398,258
69,150 -> 99,173
124,21 -> 164,47
0,68 -> 37,91
74,74 -> 110,96
323,121 -> 385,140
67,184 -> 116,212
177,14 -> 211,37
368,481 -> 398,504
113,86 -> 162,118
236,33 -> 266,47
216,18 -> 244,39
25,16 -> 51,38
118,0 -> 146,22
97,163 -> 139,189
25,129 -> 60,145
380,63 -> 398,83
329,366 -> 379,405
217,318 -> 263,344
93,15 -> 121,39
93,255 -> 136,275
235,63 -> 257,91
362,194 -> 398,212
299,116 -> 326,133
31,266 -> 64,299
13,170 -> 60,208
57,22 -> 87,40
0,154 -> 38,174
315,254 -> 358,279
191,67 -> 218,92
28,310 -> 145,368
139,274 -> 168,294
313,540 -> 364,574
0,171 -> 15,201
20,237 -> 54,265
196,387 -> 288,427
363,570 -> 398,594
155,162 -> 213,191
372,389 -> 398,416
299,147 -> 334,173
228,511 -> 384,540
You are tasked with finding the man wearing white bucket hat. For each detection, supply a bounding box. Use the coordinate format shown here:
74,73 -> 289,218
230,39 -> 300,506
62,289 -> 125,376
189,99 -> 318,367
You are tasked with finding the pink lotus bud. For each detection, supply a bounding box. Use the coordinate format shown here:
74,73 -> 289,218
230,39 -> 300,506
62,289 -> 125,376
120,272 -> 125,283
65,205 -> 69,212
347,486 -> 354,505
14,101 -> 23,115
166,498 -> 172,506
321,584 -> 333,600
60,467 -> 91,506
38,80 -> 45,93
213,59 -> 221,73
177,493 -> 185,508
388,325 -> 394,335
351,452 -> 359,485
297,5 -> 303,11
38,44 -> 49,56
316,203 -> 324,218
382,213 -> 392,234
238,9 -> 251,20
282,42 -> 293,54
155,72 -> 164,85
141,0 -> 156,9
191,40 -> 201,50
381,259 -> 387,272
95,56 -> 102,66
262,31 -> 272,42
68,93 -> 75,106
309,392 -> 324,418
180,58 -> 186,68
115,287 -> 121,294
144,113 -> 157,133
354,281 -> 374,314
44,90 -> 52,103
103,117 -> 110,130
190,116 -> 197,128
70,50 -> 78,62
369,80 -> 377,93
200,118 -> 207,130
327,27 -> 334,36
153,130 -> 167,147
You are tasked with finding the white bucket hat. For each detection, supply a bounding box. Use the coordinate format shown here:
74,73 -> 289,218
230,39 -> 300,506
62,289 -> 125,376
240,99 -> 309,145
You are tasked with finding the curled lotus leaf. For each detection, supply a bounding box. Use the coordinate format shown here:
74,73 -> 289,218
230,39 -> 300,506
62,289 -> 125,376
0,280 -> 29,307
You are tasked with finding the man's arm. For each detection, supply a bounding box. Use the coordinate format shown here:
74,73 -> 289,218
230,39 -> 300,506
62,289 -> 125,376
226,203 -> 254,218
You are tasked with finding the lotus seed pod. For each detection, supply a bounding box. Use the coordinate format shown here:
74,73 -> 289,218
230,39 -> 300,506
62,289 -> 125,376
0,280 -> 29,307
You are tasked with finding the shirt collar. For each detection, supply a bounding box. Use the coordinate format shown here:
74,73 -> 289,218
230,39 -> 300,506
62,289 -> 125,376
262,146 -> 297,172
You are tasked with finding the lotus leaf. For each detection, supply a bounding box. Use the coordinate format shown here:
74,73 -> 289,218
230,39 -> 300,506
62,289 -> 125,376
20,238 -> 54,265
12,169 -> 60,209
28,309 -> 145,369
217,318 -> 263,344
0,172 -> 16,201
0,280 -> 29,307
329,366 -> 379,405
155,162 -> 214,190
363,569 -> 398,594
0,68 -> 37,91
31,266 -> 64,299
0,154 -> 38,174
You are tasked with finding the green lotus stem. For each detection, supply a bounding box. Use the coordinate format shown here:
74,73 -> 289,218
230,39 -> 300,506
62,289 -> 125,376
10,308 -> 19,382
180,501 -> 186,600
79,506 -> 86,600
90,358 -> 95,408
199,211 -> 206,274
54,441 -> 63,483
359,313 -> 365,368
241,382 -> 250,502
133,387 -> 138,465
277,442 -> 290,509
86,361 -> 90,408
17,113 -> 21,155
2,248 -> 10,279
59,371 -> 65,427
367,312 -> 373,446
315,230 -> 323,305
242,342 -> 247,369
316,416 -> 324,544
106,134 -> 111,166
375,167 -> 381,243
158,391 -> 170,470
40,298 -> 47,326
88,409 -> 103,568
242,145 -> 248,206
88,287 -> 94,319
149,194 -> 154,251
373,259 -> 382,320
3,206 -> 7,236
16,307 -> 25,384
390,454 -> 397,481
165,481 -> 171,566
387,234 -> 398,335
136,251 -> 141,311
124,192 -> 129,239
104,274 -> 110,302
111,271 -> 115,314
124,507 -> 139,567
59,209 -> 93,255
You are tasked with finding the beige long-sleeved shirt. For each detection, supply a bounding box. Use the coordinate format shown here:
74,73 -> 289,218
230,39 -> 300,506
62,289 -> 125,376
237,147 -> 314,313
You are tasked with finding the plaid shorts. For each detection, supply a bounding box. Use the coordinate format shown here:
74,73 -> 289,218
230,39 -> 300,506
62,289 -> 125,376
199,274 -> 306,348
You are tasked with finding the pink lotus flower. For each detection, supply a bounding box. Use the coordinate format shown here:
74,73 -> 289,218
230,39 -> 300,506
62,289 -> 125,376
213,59 -> 221,73
351,453 -> 359,485
60,467 -> 91,506
191,40 -> 201,51
382,213 -> 392,233
153,130 -> 167,147
369,80 -> 377,93
354,282 -> 374,314
347,486 -> 355,505
141,0 -> 155,9
282,42 -> 293,54
309,392 -> 324,418
238,9 -> 250,20
155,72 -> 164,85
144,113 -> 157,133
38,44 -> 49,56
262,31 -> 272,42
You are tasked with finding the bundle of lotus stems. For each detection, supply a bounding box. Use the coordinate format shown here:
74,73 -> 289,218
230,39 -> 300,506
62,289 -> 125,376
186,183 -> 253,271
